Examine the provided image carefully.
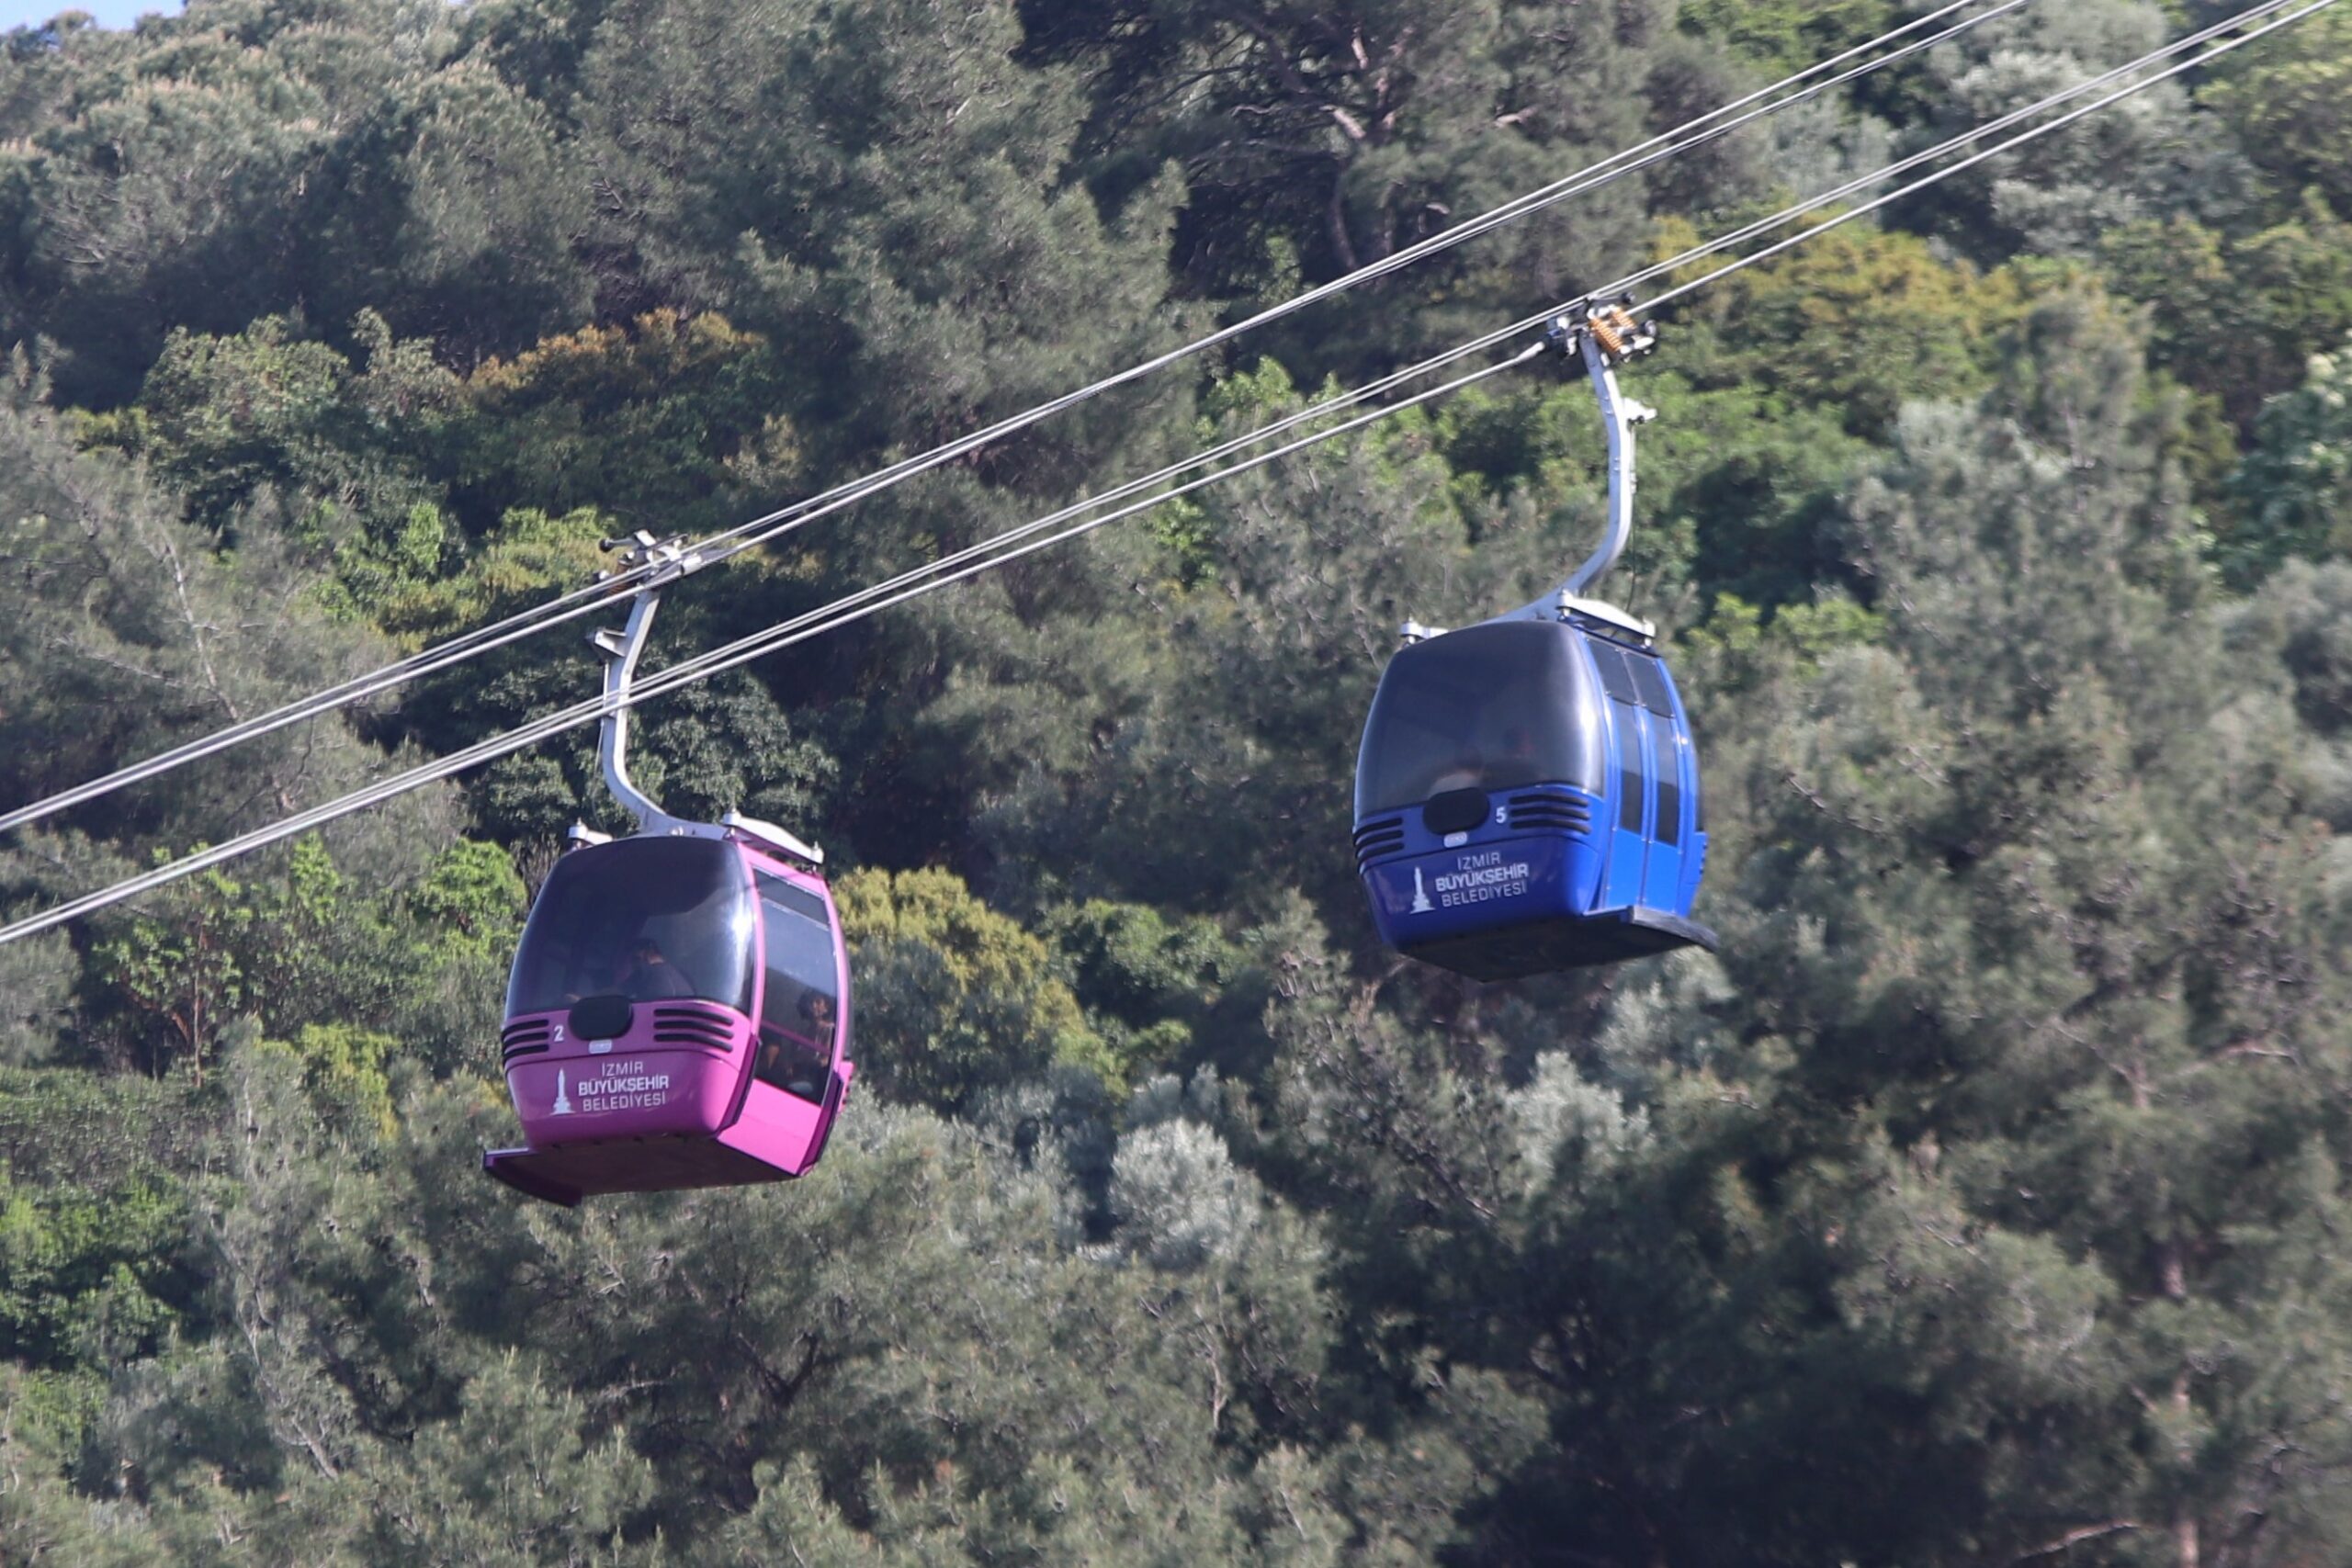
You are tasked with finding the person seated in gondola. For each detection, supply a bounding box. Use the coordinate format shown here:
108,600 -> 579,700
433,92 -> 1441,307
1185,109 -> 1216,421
799,987 -> 837,1043
1430,744 -> 1486,795
755,987 -> 835,1099
618,936 -> 695,999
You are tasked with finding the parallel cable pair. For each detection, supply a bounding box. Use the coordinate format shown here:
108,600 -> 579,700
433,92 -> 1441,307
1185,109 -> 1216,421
0,0 -> 2030,842
3,0 -> 2333,946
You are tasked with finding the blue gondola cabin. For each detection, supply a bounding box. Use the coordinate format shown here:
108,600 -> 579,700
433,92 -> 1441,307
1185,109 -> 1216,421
1352,607 -> 1716,981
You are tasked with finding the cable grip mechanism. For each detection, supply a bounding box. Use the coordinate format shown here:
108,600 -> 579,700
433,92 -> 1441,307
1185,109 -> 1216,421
595,528 -> 707,592
1542,296 -> 1660,367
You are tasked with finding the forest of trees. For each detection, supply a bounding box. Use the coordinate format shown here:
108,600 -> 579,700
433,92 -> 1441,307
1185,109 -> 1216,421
3,0 -> 2352,1562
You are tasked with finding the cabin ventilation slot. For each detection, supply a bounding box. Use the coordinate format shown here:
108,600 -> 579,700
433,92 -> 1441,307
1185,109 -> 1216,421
1509,793 -> 1593,833
1352,818 -> 1407,869
501,1020 -> 553,1060
651,1003 -> 736,1050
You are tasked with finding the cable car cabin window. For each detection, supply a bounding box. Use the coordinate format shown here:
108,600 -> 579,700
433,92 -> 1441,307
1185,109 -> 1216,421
1631,657 -> 1676,718
754,873 -> 838,1102
1616,704 -> 1645,832
1657,769 -> 1681,846
1591,640 -> 1642,705
1356,621 -> 1606,816
507,837 -> 755,1017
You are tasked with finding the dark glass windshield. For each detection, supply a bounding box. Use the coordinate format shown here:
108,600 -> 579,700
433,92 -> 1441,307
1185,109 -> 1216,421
754,874 -> 840,1101
506,837 -> 756,1017
1356,620 -> 1606,816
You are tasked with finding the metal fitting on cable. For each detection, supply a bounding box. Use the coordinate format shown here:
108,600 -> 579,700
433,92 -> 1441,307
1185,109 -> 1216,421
594,529 -> 705,591
1543,296 -> 1660,368
1586,296 -> 1659,366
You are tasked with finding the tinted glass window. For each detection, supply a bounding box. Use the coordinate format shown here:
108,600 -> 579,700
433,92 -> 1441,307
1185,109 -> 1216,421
1627,651 -> 1675,715
1356,621 -> 1606,816
754,873 -> 839,1102
1616,703 -> 1645,831
1591,639 -> 1641,704
507,837 -> 754,1017
1657,770 -> 1681,846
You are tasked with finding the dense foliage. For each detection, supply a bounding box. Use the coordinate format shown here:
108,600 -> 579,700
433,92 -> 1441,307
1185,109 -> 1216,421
3,0 -> 2350,1562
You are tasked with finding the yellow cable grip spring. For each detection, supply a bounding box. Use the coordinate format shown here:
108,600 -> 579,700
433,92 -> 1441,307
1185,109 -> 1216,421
1586,304 -> 1640,360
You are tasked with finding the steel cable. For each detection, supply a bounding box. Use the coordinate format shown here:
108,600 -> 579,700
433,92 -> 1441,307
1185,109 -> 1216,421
0,0 -> 2029,840
3,0 -> 2326,946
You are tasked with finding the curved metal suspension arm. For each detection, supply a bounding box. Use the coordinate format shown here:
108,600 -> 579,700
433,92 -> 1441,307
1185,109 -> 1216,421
1480,305 -> 1657,635
1561,327 -> 1657,601
1397,305 -> 1659,649
584,532 -> 705,840
594,589 -> 680,835
571,529 -> 829,866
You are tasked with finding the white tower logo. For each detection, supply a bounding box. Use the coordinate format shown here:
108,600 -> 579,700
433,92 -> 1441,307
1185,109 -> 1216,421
1409,867 -> 1434,914
550,1070 -> 573,1116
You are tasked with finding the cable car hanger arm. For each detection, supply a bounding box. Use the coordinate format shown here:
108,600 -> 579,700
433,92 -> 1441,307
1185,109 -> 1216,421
1401,303 -> 1659,649
1401,303 -> 1665,649
582,531 -> 704,842
1398,306 -> 1656,654
577,533 -> 826,867
1554,304 -> 1658,604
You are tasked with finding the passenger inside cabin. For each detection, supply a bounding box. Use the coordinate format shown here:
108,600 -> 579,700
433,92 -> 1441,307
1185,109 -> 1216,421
1430,745 -> 1485,795
619,937 -> 696,999
755,987 -> 833,1100
798,987 -> 837,1043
